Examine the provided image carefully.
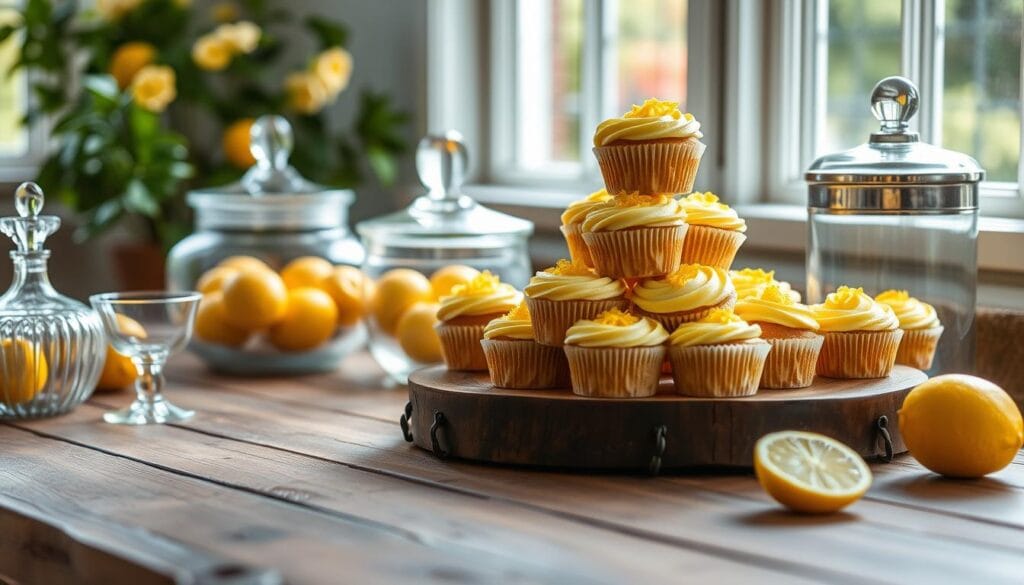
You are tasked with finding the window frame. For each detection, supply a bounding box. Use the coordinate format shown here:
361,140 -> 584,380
0,1 -> 46,183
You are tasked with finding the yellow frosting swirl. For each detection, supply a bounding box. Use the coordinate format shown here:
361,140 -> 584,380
679,192 -> 747,232
524,259 -> 626,301
483,302 -> 534,340
593,99 -> 703,146
874,290 -> 941,330
669,309 -> 763,347
564,309 -> 669,348
810,286 -> 899,332
561,189 -> 612,226
437,271 -> 522,321
730,268 -> 801,302
631,264 -> 734,314
581,194 -> 686,232
734,284 -> 819,331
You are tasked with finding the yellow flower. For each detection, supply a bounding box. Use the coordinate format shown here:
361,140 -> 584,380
96,0 -> 142,20
192,34 -> 233,71
109,42 -> 156,90
223,118 -> 257,169
131,65 -> 176,113
212,2 -> 241,23
313,47 -> 353,95
216,21 -> 261,55
285,72 -> 329,115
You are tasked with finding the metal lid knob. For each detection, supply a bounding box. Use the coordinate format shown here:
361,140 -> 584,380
870,76 -> 919,142
416,130 -> 468,201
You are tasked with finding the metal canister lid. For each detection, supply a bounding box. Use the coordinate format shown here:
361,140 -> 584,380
806,77 -> 984,212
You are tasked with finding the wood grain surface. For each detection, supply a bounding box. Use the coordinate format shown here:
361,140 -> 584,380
0,351 -> 1021,585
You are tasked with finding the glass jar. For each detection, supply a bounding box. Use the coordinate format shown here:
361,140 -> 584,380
357,131 -> 533,383
0,183 -> 105,417
166,116 -> 365,374
805,77 -> 983,374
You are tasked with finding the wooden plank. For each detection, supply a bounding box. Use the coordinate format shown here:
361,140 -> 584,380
0,425 -> 619,585
13,405 -> 822,585
88,377 -> 1024,584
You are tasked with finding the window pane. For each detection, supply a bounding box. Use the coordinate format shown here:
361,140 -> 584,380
942,0 -> 1021,183
823,0 -> 902,154
516,0 -> 583,169
616,0 -> 688,114
0,8 -> 26,157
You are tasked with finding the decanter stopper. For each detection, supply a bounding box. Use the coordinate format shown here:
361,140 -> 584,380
0,182 -> 60,254
240,115 -> 310,196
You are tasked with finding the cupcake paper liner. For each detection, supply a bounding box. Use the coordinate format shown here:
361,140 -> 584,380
668,342 -> 770,397
563,345 -> 666,398
480,339 -> 571,389
759,335 -> 824,389
633,292 -> 737,332
895,326 -> 943,370
583,225 -> 687,279
680,225 -> 748,270
816,329 -> 904,379
593,139 -> 706,196
560,224 -> 595,268
526,296 -> 630,347
436,323 -> 489,371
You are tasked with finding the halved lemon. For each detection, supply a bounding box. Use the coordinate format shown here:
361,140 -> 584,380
754,431 -> 872,514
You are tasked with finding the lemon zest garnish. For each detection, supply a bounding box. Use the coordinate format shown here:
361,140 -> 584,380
875,289 -> 910,303
699,308 -> 743,324
760,284 -> 794,305
733,267 -> 776,283
683,191 -> 731,209
665,263 -> 702,288
450,270 -> 501,296
623,98 -> 683,120
593,308 -> 640,327
502,301 -> 531,321
613,193 -> 670,208
545,258 -> 594,277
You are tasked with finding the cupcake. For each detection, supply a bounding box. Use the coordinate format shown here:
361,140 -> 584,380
678,192 -> 747,269
480,302 -> 570,389
631,263 -> 737,330
523,259 -> 629,346
592,98 -> 706,195
667,309 -> 770,397
811,286 -> 903,379
735,284 -> 822,389
730,267 -> 802,303
563,309 -> 668,398
874,290 -> 944,370
436,271 -> 522,371
560,189 -> 612,268
581,194 -> 687,279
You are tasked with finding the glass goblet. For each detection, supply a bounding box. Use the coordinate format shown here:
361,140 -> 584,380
89,291 -> 202,425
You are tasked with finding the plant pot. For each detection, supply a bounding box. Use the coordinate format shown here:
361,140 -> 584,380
111,242 -> 167,291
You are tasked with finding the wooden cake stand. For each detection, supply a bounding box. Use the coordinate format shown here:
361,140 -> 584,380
404,365 -> 927,472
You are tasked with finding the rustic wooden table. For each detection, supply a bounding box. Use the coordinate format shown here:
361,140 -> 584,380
2,352 -> 1022,585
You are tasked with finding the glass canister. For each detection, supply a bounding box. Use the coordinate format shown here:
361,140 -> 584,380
166,116 -> 366,375
357,131 -> 533,383
805,76 -> 983,374
0,183 -> 105,417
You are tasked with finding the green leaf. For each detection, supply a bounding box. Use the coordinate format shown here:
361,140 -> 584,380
305,16 -> 349,49
366,145 -> 397,186
123,179 -> 161,217
84,75 -> 119,102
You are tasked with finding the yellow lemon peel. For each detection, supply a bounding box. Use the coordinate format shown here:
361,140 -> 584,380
665,263 -> 701,288
699,308 -> 743,324
760,284 -> 795,305
545,259 -> 593,277
875,289 -> 910,303
502,302 -> 531,321
623,98 -> 684,120
613,193 -> 670,207
593,308 -> 640,327
450,270 -> 501,297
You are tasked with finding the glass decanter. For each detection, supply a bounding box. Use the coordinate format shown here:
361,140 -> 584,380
0,182 -> 105,418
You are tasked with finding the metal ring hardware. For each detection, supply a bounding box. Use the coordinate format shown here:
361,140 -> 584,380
399,401 -> 413,442
649,424 -> 668,476
876,415 -> 894,463
430,411 -> 450,459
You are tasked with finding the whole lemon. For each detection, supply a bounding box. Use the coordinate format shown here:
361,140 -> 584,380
221,269 -> 289,330
96,315 -> 146,391
430,265 -> 480,299
321,265 -> 374,327
196,266 -> 240,295
219,255 -> 272,273
280,256 -> 335,290
109,41 -> 156,89
373,269 -> 433,335
0,339 -> 48,405
899,374 -> 1024,478
194,292 -> 250,347
396,302 -> 443,363
268,288 -> 339,351
223,118 -> 257,169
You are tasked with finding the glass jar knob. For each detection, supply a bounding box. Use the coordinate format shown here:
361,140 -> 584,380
870,76 -> 920,142
241,115 -> 307,196
416,130 -> 468,202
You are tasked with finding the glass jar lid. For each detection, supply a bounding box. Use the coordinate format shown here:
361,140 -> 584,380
806,77 -> 985,211
188,116 -> 354,231
356,131 -> 533,248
